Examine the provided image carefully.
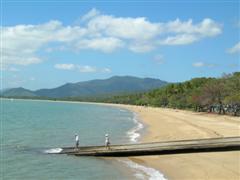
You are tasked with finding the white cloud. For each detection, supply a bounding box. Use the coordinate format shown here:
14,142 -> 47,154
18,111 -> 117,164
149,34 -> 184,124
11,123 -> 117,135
159,34 -> 198,45
86,13 -> 221,49
160,18 -> 222,45
81,8 -> 100,22
87,15 -> 161,40
45,46 -> 66,53
54,64 -> 75,70
54,64 -> 111,73
1,8 -> 223,66
227,42 -> 240,54
77,65 -> 96,73
75,37 -> 124,53
102,68 -> 111,73
193,62 -> 217,68
129,42 -> 155,53
165,18 -> 221,36
2,17 -> 126,67
2,20 -> 86,67
193,62 -> 205,67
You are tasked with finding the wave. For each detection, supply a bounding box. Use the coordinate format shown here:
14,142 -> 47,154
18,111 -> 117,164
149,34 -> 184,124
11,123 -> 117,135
124,112 -> 167,180
127,113 -> 144,143
119,159 -> 166,180
44,148 -> 62,154
119,109 -> 128,112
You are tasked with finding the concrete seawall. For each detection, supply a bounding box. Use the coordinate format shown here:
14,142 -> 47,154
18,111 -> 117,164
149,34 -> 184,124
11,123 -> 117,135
58,136 -> 240,157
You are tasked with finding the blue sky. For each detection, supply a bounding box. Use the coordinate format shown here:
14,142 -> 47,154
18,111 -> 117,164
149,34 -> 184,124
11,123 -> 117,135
1,1 -> 239,90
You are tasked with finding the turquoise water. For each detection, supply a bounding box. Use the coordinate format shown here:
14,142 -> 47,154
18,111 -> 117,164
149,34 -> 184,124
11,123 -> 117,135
1,99 -> 139,179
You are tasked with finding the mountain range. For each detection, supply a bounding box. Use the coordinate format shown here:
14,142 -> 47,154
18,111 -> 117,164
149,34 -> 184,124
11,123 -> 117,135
1,76 -> 168,98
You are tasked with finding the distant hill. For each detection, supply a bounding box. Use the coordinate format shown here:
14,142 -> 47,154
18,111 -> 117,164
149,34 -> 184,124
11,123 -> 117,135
2,76 -> 168,98
1,87 -> 37,97
95,72 -> 240,116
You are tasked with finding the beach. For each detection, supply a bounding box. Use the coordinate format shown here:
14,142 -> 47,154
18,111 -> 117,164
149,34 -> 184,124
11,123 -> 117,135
111,104 -> 240,180
3,98 -> 240,179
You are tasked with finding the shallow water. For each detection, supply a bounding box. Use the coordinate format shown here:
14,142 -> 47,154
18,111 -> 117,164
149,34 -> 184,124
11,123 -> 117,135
1,99 -> 137,179
1,99 -> 166,180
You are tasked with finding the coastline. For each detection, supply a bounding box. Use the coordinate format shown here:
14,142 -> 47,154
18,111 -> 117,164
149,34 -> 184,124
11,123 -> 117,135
119,111 -> 167,180
113,104 -> 240,180
5,98 -> 240,179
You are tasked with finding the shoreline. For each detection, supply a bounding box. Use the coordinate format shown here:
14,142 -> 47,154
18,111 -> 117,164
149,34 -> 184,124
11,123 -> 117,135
4,98 -> 240,179
113,105 -> 166,179
113,104 -> 240,180
3,98 -> 163,179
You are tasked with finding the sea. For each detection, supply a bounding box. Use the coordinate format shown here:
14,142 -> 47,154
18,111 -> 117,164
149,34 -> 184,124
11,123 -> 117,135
0,99 -> 166,180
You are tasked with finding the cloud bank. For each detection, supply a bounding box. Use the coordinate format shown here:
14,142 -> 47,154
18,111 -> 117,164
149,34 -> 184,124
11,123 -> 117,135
1,8 -> 222,67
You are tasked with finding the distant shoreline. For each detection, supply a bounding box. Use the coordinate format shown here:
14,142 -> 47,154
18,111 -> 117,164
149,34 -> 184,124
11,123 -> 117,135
2,97 -> 238,117
3,98 -> 240,179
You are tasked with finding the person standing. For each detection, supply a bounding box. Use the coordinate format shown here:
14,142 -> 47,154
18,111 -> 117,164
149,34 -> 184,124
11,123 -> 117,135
75,134 -> 79,149
105,134 -> 110,150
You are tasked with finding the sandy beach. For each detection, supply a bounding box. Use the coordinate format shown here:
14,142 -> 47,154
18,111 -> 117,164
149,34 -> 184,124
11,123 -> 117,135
7,99 -> 240,179
111,104 -> 240,180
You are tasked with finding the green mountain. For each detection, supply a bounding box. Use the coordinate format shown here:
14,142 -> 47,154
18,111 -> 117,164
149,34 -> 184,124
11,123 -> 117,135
2,76 -> 168,98
2,87 -> 37,97
96,72 -> 240,116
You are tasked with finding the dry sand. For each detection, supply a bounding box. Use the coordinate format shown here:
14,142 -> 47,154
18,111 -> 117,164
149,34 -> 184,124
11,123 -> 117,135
13,99 -> 240,179
111,104 -> 240,180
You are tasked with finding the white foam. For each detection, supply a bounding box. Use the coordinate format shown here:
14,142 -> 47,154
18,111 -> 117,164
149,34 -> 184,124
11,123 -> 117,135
119,159 -> 167,180
44,148 -> 62,154
120,109 -> 127,112
127,113 -> 144,143
124,112 -> 167,180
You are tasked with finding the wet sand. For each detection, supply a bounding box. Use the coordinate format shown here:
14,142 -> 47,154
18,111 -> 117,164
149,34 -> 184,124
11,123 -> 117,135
9,99 -> 240,179
113,104 -> 240,180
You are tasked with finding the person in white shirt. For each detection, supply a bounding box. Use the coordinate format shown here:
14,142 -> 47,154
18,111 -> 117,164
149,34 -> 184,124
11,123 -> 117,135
75,134 -> 79,149
105,134 -> 110,150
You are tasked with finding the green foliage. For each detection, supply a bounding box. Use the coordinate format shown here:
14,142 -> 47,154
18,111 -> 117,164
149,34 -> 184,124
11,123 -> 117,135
97,72 -> 240,116
3,72 -> 239,116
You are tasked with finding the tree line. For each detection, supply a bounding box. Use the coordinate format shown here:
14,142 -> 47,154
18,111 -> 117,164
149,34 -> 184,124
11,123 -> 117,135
91,72 -> 240,116
2,72 -> 239,116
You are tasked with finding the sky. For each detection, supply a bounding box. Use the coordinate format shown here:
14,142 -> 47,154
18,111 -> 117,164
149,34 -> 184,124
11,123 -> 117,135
1,1 -> 240,90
